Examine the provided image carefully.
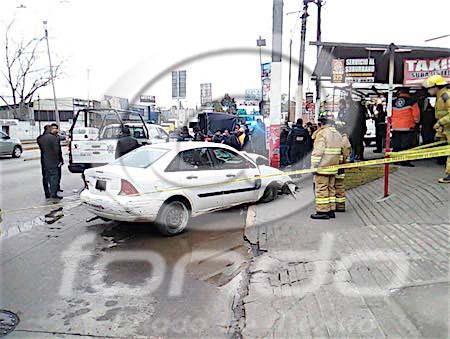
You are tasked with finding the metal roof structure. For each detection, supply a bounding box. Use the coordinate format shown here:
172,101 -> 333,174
311,41 -> 450,84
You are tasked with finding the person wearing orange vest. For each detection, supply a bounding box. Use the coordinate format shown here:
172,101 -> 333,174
310,113 -> 343,220
423,75 -> 450,183
391,88 -> 420,167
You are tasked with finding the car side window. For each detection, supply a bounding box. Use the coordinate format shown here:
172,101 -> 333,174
210,148 -> 255,169
148,126 -> 160,138
166,148 -> 214,172
157,127 -> 169,139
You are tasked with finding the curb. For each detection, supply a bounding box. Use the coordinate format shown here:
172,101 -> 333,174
245,205 -> 257,232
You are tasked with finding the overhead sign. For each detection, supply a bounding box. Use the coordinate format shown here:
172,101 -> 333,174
344,58 -> 375,83
245,89 -> 261,102
172,70 -> 187,99
331,59 -> 345,83
200,83 -> 212,105
261,63 -> 271,101
403,57 -> 450,86
140,95 -> 156,103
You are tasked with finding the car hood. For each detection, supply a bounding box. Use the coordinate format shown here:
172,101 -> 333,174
258,165 -> 292,182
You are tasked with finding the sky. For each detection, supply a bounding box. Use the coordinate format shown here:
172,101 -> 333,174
0,0 -> 449,108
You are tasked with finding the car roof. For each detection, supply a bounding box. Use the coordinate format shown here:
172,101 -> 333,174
144,141 -> 236,152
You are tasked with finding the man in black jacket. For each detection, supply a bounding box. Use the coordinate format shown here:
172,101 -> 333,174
37,124 -> 63,199
287,119 -> 312,169
115,126 -> 141,159
50,123 -> 64,192
37,125 -> 51,198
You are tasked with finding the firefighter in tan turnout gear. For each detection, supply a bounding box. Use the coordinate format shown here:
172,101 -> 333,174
335,126 -> 352,212
423,74 -> 450,183
310,113 -> 343,220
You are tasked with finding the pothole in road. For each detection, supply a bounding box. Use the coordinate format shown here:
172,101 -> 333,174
0,310 -> 19,337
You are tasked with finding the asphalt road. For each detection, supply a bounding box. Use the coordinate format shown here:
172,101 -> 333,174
0,150 -> 250,338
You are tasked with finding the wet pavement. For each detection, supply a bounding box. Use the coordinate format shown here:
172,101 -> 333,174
1,154 -> 252,337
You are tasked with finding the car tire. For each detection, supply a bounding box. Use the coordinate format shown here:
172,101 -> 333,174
259,184 -> 278,203
156,199 -> 190,236
12,146 -> 22,158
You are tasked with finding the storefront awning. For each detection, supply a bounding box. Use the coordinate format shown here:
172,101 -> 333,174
311,41 -> 450,85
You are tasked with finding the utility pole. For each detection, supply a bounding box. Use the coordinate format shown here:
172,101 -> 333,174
43,20 -> 59,125
295,0 -> 309,121
287,38 -> 292,122
315,0 -> 323,119
269,0 -> 283,168
256,36 -> 266,116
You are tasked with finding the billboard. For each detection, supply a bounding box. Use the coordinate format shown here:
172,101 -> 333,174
403,57 -> 450,86
171,71 -> 178,98
344,58 -> 375,83
200,83 -> 212,105
140,95 -> 156,103
261,62 -> 271,101
331,59 -> 345,83
178,70 -> 186,98
245,89 -> 261,101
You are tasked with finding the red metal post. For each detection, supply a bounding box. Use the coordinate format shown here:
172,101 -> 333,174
384,116 -> 391,197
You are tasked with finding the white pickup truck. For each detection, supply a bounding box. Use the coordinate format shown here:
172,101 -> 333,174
68,109 -> 153,173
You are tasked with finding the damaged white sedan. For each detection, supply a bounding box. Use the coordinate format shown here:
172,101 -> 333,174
80,142 -> 294,235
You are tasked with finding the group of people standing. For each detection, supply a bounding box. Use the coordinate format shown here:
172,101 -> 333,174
176,120 -> 267,155
280,118 -> 314,169
37,123 -> 64,200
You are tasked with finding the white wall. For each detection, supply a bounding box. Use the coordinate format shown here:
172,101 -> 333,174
2,121 -> 72,141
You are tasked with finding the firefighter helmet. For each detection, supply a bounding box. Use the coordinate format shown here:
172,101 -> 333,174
423,74 -> 448,88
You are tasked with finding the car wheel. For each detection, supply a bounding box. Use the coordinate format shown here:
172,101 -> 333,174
156,200 -> 190,236
12,146 -> 22,158
259,184 -> 278,203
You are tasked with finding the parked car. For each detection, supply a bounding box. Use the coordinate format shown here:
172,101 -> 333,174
0,131 -> 22,158
81,142 -> 294,236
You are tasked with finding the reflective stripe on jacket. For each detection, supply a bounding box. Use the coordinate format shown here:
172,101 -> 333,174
311,125 -> 343,175
435,87 -> 450,134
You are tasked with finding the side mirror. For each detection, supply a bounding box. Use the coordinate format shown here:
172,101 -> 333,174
256,157 -> 269,166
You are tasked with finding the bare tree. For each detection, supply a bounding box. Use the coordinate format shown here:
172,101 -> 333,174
1,21 -> 62,119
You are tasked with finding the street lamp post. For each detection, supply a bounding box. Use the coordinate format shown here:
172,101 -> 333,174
43,20 -> 60,125
315,1 -> 323,119
257,36 -> 266,116
287,38 -> 292,122
295,0 -> 309,121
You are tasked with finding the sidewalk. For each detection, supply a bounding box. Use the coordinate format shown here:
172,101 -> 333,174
241,160 -> 449,338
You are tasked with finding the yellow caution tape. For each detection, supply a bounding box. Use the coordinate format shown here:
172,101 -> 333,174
387,145 -> 450,157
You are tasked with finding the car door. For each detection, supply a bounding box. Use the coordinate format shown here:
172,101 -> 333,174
0,132 -> 11,155
165,147 -> 223,212
208,147 -> 261,207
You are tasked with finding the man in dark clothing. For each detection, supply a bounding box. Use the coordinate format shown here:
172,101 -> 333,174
115,126 -> 141,159
37,124 -> 63,199
177,126 -> 193,142
287,118 -> 312,169
37,125 -> 52,198
50,123 -> 64,192
374,103 -> 386,153
251,119 -> 266,155
222,129 -> 241,150
280,122 -> 291,166
421,98 -> 437,145
193,126 -> 205,141
337,99 -> 347,121
212,130 -> 223,143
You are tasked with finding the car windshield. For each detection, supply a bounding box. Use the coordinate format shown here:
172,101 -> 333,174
112,147 -> 168,168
